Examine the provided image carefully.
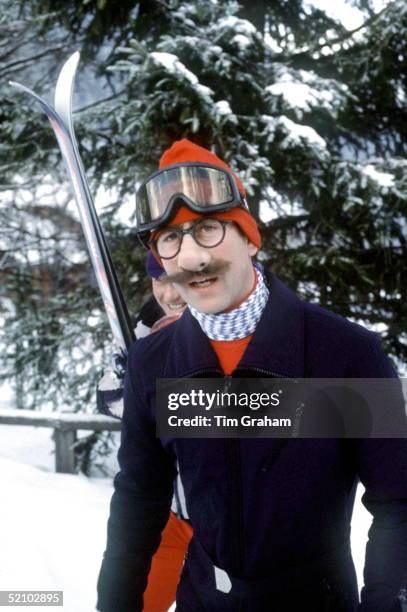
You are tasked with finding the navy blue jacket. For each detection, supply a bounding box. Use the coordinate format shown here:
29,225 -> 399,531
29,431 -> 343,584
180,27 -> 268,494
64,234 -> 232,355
97,273 -> 407,612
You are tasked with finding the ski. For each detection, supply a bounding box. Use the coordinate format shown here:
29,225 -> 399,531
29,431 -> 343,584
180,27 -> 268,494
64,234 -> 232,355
9,53 -> 135,355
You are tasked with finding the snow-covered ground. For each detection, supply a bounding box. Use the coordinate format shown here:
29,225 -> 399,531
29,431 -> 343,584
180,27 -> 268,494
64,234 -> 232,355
0,424 -> 372,611
0,426 -> 114,612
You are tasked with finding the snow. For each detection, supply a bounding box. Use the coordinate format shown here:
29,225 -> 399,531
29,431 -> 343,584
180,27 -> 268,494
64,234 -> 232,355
261,114 -> 327,150
149,52 -> 213,99
87,313 -> 102,328
0,381 -> 13,405
259,187 -> 306,223
302,0 -> 391,47
279,115 -> 326,149
95,184 -> 136,229
150,52 -> 198,85
266,65 -> 349,118
0,407 -> 120,426
0,425 -> 55,470
232,34 -> 251,49
0,457 -> 112,612
396,84 -> 406,108
304,0 -> 365,30
218,16 -> 257,35
0,422 -> 117,612
0,418 -> 375,610
260,200 -> 278,223
362,164 -> 395,187
214,100 -> 233,116
268,82 -> 322,111
264,33 -> 283,54
213,100 -> 237,125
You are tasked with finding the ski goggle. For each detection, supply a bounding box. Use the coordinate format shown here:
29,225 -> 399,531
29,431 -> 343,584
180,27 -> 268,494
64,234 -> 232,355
135,162 -> 247,235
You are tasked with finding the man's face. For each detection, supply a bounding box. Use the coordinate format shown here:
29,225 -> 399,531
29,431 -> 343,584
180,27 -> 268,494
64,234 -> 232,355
159,220 -> 257,314
152,276 -> 186,316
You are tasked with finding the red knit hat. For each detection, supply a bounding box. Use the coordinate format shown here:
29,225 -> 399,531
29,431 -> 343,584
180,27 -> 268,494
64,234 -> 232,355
158,139 -> 261,249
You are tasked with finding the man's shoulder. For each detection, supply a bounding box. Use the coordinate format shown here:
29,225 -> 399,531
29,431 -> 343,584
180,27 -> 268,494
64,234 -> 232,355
303,299 -> 377,344
300,298 -> 392,376
268,271 -> 379,349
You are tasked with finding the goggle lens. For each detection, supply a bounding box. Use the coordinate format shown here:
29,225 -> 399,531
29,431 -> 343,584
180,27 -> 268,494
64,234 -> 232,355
136,165 -> 236,228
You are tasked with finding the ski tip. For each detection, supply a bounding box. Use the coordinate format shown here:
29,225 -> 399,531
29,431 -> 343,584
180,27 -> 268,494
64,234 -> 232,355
67,51 -> 81,69
55,52 -> 82,117
8,81 -> 26,92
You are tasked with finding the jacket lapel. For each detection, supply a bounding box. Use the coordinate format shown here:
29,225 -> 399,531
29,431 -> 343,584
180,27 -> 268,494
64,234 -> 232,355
238,273 -> 305,378
163,308 -> 221,378
163,272 -> 305,380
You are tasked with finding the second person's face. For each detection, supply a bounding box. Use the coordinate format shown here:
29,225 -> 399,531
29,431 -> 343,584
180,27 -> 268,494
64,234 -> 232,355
152,277 -> 186,316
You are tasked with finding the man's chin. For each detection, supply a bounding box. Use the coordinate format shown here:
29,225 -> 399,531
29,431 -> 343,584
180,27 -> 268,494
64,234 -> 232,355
176,285 -> 229,314
188,298 -> 229,315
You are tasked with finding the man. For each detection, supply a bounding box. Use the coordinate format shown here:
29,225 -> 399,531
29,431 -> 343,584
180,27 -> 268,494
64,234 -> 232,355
97,139 -> 407,612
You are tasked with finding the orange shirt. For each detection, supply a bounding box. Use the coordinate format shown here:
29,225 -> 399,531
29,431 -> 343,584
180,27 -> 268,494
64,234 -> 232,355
210,335 -> 252,375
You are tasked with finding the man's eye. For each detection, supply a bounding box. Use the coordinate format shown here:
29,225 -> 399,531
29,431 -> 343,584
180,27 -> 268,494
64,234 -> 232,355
160,232 -> 178,243
200,222 -> 217,233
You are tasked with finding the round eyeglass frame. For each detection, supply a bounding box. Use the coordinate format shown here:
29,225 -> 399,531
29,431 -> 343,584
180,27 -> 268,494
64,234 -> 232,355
149,218 -> 232,260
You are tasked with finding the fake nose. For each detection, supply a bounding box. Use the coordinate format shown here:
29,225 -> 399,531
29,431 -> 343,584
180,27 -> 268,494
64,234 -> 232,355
176,233 -> 211,272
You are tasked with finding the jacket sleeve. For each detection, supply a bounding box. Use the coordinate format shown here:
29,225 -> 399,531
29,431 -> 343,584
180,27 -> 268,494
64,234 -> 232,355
353,335 -> 407,612
96,342 -> 176,612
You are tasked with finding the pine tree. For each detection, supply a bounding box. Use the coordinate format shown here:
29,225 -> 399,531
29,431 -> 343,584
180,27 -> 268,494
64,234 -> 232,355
0,1 -> 151,415
100,0 -> 406,366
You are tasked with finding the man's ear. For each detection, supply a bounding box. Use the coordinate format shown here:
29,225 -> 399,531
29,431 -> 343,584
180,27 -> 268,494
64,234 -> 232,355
247,240 -> 258,257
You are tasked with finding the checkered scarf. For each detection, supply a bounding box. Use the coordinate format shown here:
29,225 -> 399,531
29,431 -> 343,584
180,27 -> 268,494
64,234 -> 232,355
189,266 -> 268,340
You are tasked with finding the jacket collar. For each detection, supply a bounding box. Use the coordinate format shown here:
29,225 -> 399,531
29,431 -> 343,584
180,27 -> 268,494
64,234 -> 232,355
163,272 -> 305,379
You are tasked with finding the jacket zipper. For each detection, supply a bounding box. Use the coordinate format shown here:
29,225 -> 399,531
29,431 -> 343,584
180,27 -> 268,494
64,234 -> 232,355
233,366 -> 295,380
184,368 -> 223,379
184,369 -> 244,610
183,366 -> 293,612
228,367 -> 297,610
225,369 -> 284,612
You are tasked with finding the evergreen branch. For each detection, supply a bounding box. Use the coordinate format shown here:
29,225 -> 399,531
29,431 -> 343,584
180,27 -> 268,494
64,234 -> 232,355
283,5 -> 388,61
0,30 -> 40,63
0,44 -> 71,77
75,89 -> 128,114
0,12 -> 60,35
0,181 -> 38,191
